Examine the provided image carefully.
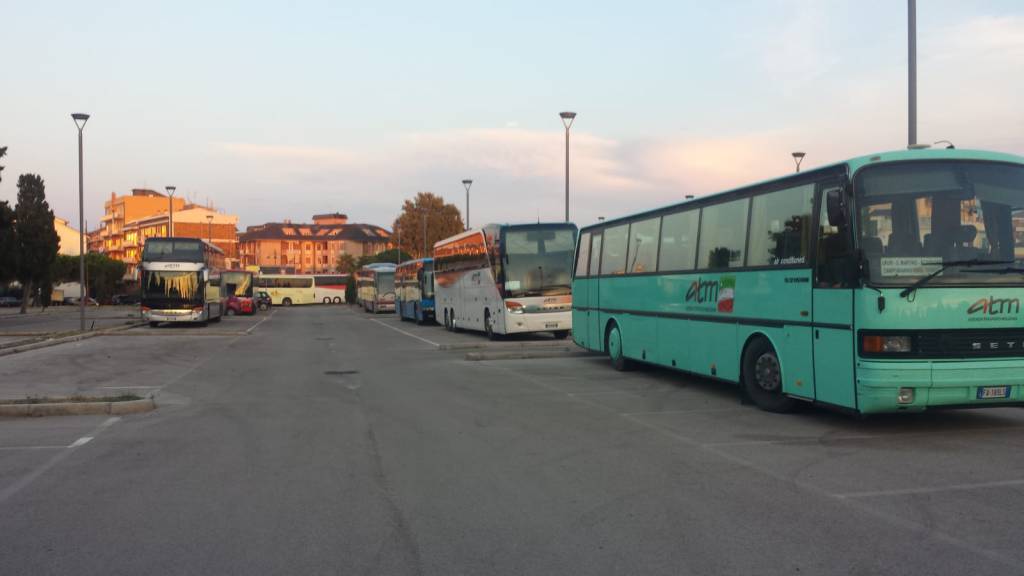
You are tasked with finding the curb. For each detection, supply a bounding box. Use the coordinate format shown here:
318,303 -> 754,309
0,397 -> 156,417
464,349 -> 589,361
0,322 -> 146,358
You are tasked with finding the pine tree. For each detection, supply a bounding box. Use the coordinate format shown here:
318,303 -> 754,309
0,147 -> 14,284
14,174 -> 59,313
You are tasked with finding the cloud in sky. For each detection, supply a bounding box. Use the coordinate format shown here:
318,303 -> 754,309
2,6 -> 1023,233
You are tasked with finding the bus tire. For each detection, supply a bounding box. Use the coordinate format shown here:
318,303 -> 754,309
742,337 -> 797,413
226,308 -> 236,316
484,310 -> 499,341
415,305 -> 425,325
211,312 -> 222,323
149,322 -> 160,328
606,322 -> 633,371
333,297 -> 342,304
323,297 -> 331,305
444,309 -> 452,331
282,298 -> 293,307
553,330 -> 570,340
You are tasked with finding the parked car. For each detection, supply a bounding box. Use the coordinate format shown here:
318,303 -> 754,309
63,296 -> 100,307
112,294 -> 141,305
225,295 -> 255,316
255,291 -> 272,311
0,296 -> 21,307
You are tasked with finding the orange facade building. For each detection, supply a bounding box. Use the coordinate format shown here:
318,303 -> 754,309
239,213 -> 392,274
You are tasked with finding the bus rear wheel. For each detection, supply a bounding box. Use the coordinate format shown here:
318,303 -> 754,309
606,323 -> 633,371
553,330 -> 569,340
282,298 -> 293,307
333,297 -> 342,304
742,338 -> 797,413
149,321 -> 160,328
323,297 -> 331,304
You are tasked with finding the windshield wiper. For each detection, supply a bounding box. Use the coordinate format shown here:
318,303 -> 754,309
962,265 -> 1024,275
899,259 -> 1013,299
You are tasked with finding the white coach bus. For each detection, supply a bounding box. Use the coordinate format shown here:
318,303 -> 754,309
434,222 -> 577,340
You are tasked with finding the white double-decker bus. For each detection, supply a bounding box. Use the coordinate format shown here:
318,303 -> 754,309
141,237 -> 225,326
434,222 -> 578,339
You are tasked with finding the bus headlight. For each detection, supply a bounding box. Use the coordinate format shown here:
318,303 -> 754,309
507,301 -> 525,314
862,334 -> 913,354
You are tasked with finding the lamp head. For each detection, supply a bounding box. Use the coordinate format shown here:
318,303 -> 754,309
559,111 -> 577,129
792,151 -> 806,160
462,179 -> 473,190
165,186 -> 176,197
71,113 -> 90,130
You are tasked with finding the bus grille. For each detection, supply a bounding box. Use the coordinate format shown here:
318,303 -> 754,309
916,329 -> 1024,358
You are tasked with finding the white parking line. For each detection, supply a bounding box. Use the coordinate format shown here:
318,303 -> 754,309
835,479 -> 1024,499
368,319 -> 440,348
0,445 -> 67,451
0,416 -> 120,504
245,311 -> 275,334
68,436 -> 93,448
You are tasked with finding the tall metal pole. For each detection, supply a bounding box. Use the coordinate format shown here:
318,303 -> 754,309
166,186 -> 176,237
207,215 -> 213,243
908,0 -> 917,147
72,114 -> 89,331
422,210 -> 427,259
462,179 -> 473,230
560,112 -> 576,223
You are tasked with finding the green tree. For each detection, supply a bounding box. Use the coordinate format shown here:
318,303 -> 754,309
344,274 -> 357,304
391,192 -> 464,259
359,247 -> 413,266
53,253 -> 126,303
14,174 -> 59,313
335,253 -> 358,274
0,147 -> 13,285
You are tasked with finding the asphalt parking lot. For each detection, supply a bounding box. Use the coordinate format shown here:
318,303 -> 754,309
1,305 -> 1022,575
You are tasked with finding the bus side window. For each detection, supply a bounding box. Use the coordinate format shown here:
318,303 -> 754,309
816,188 -> 855,288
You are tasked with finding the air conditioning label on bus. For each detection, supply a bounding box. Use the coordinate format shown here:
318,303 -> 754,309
685,275 -> 735,314
880,257 -> 942,277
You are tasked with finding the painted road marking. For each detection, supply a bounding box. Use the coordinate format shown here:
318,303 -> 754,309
0,445 -> 67,451
834,479 -> 1024,499
245,311 -> 275,335
368,319 -> 440,348
68,436 -> 93,448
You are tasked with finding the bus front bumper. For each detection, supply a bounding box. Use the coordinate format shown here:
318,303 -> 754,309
143,308 -> 204,323
504,311 -> 571,334
857,358 -> 1024,413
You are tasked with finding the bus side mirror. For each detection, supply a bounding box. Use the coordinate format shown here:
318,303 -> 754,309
826,189 -> 847,227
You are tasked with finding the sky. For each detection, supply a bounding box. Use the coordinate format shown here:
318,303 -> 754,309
1,0 -> 1023,232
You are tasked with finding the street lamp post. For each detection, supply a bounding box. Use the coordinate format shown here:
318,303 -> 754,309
908,0 -> 917,147
71,113 -> 90,331
462,179 -> 473,229
559,111 -> 576,223
792,152 -> 806,173
165,186 -> 176,236
422,210 -> 428,259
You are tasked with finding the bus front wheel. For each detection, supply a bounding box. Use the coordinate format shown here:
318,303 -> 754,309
553,330 -> 570,340
484,311 -> 499,341
282,298 -> 293,307
606,323 -> 633,371
149,321 -> 160,328
742,338 -> 797,413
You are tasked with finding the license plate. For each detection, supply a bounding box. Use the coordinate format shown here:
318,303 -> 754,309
545,322 -> 558,329
977,386 -> 1011,400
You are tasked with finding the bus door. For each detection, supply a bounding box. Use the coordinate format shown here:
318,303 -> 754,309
587,233 -> 604,352
812,182 -> 857,409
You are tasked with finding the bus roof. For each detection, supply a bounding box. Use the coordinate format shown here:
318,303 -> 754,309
579,147 -> 1024,233
433,222 -> 575,250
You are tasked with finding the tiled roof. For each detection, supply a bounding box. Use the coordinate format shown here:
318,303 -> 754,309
239,222 -> 391,243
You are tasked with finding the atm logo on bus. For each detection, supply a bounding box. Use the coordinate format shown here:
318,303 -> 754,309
967,296 -> 1020,317
685,275 -> 735,313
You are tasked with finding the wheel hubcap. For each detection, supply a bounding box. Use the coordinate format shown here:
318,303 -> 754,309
754,353 -> 781,392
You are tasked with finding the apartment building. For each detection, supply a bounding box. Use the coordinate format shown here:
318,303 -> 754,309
239,213 -> 391,274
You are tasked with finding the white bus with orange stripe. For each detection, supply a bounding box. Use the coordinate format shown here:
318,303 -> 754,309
433,223 -> 577,340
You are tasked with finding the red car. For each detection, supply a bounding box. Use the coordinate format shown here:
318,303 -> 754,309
225,295 -> 255,316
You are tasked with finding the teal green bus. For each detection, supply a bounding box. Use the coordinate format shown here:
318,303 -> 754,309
572,148 -> 1024,414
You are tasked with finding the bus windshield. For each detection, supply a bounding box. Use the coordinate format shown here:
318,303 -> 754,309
503,226 -> 577,297
142,239 -> 204,262
142,271 -> 203,304
857,161 -> 1024,285
221,272 -> 253,297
